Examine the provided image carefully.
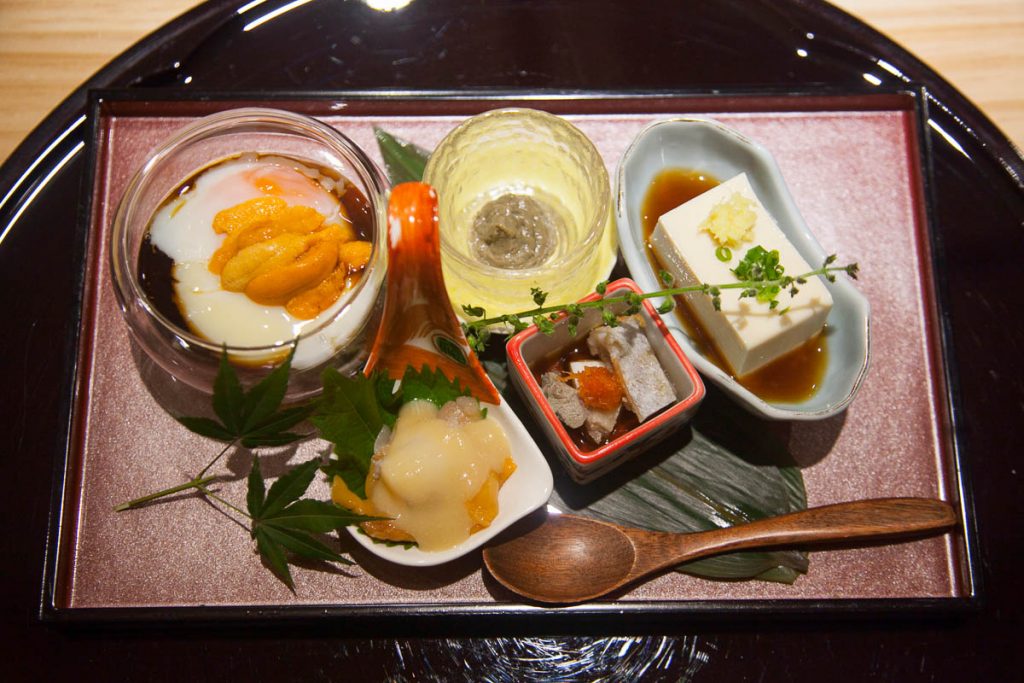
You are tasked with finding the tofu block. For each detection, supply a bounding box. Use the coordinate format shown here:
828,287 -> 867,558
649,173 -> 832,376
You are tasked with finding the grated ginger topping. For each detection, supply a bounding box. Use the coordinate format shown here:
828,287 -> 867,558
699,191 -> 757,246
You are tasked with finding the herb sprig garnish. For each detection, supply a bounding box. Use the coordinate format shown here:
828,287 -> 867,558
460,248 -> 858,352
113,346 -> 380,590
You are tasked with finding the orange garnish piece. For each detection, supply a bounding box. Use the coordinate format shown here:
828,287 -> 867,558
212,196 -> 287,235
574,365 -> 624,411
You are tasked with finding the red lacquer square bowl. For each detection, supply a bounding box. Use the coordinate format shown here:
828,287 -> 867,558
506,278 -> 706,483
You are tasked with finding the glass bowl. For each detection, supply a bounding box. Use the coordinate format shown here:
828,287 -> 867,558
109,107 -> 389,400
423,107 -> 615,323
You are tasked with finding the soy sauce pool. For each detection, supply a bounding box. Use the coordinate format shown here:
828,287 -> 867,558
640,168 -> 828,403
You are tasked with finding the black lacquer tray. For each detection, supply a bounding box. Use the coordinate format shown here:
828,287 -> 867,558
2,1 -> 1021,680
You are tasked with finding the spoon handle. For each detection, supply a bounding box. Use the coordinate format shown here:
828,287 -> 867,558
631,497 -> 957,580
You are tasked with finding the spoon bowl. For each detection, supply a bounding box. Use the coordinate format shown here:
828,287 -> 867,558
342,182 -> 553,567
483,498 -> 956,603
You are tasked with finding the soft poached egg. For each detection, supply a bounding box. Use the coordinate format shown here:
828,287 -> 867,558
148,154 -> 353,350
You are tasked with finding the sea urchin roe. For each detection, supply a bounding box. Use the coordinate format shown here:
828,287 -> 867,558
208,196 -> 371,320
334,399 -> 516,552
573,365 -> 624,411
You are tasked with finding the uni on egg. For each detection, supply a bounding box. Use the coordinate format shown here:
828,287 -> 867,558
143,154 -> 374,358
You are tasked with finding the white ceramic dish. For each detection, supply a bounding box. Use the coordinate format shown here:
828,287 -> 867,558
346,395 -> 553,567
615,117 -> 870,420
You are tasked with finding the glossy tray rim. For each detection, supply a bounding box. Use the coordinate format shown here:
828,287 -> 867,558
40,87 -> 980,627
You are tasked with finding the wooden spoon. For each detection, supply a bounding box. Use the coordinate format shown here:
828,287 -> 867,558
482,497 -> 956,603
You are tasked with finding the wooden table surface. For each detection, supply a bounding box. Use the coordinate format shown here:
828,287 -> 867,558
0,0 -> 1021,165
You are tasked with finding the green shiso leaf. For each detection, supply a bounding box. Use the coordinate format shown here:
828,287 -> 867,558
314,366 -> 474,502
374,127 -> 430,185
400,365 -> 471,407
545,388 -> 809,584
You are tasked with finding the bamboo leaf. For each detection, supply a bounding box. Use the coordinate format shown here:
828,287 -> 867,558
374,127 -> 429,185
549,388 -> 809,584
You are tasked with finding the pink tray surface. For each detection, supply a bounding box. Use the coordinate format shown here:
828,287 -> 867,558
55,94 -> 966,610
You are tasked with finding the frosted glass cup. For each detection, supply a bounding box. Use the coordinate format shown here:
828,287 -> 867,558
110,108 -> 389,401
423,108 -> 611,323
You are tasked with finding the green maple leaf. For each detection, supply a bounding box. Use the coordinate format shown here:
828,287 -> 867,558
247,458 -> 380,591
312,369 -> 393,498
177,346 -> 313,448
